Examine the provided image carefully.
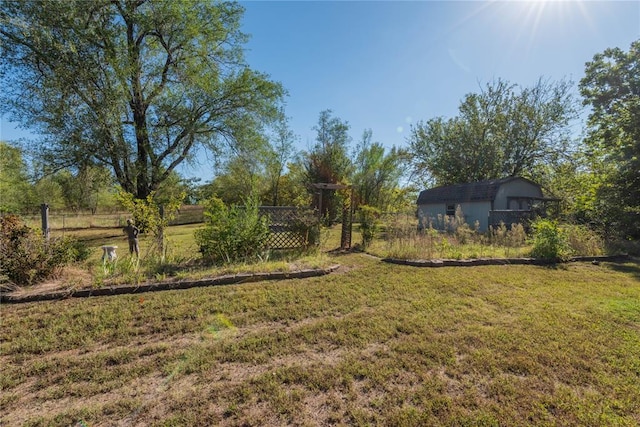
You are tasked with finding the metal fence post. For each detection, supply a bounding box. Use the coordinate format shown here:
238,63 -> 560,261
41,203 -> 50,241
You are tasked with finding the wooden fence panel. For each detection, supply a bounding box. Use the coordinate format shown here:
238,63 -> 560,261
259,206 -> 319,249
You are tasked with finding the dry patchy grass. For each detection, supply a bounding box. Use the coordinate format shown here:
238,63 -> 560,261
1,254 -> 639,426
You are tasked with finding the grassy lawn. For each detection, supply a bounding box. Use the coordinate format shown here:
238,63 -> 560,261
1,253 -> 639,426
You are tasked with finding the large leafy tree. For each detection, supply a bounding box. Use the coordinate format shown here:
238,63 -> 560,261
352,129 -> 406,211
53,166 -> 116,212
0,0 -> 284,200
204,152 -> 267,206
408,78 -> 577,186
304,110 -> 352,186
199,122 -> 270,205
580,40 -> 640,238
200,115 -> 301,207
265,114 -> 297,206
0,141 -> 31,213
301,110 -> 353,221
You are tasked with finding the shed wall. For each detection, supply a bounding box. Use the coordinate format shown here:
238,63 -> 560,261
418,201 -> 492,232
494,179 -> 543,210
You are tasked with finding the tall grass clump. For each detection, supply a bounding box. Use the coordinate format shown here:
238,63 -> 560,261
487,222 -> 527,257
563,223 -> 605,256
195,196 -> 270,265
380,212 -> 437,259
377,206 -> 535,260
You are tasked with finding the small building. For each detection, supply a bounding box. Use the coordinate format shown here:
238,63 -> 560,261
417,177 -> 558,232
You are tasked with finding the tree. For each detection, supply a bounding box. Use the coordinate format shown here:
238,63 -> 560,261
200,125 -> 271,205
0,141 -> 31,213
28,177 -> 65,210
53,165 -> 115,212
154,170 -> 192,206
0,0 -> 284,200
204,153 -> 267,206
302,110 -> 352,221
580,39 -> 640,238
274,161 -> 312,207
265,114 -> 297,206
408,78 -> 577,186
352,129 -> 406,211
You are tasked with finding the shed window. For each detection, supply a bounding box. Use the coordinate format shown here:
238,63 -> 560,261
446,204 -> 455,216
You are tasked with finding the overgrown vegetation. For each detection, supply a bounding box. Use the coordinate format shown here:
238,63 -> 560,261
368,211 -> 605,261
195,196 -> 271,265
116,189 -> 183,255
0,215 -> 87,286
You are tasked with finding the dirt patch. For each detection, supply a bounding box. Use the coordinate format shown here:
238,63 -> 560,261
2,266 -> 93,297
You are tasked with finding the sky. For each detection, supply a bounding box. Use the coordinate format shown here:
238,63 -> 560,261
1,0 -> 639,182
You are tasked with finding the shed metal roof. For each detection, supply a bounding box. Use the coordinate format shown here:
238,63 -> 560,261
417,177 -> 537,205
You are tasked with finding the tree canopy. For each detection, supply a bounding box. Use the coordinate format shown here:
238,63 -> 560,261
303,109 -> 352,186
0,0 -> 284,200
0,141 -> 30,213
352,129 -> 406,211
301,110 -> 352,221
580,39 -> 640,238
408,78 -> 577,187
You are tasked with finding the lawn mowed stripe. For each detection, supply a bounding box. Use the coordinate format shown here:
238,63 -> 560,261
1,255 -> 639,426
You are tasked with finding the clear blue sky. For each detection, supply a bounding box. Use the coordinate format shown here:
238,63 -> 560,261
1,1 -> 639,182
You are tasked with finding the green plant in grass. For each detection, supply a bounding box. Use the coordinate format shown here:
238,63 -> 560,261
357,205 -> 381,249
92,253 -> 143,287
195,196 -> 271,265
529,218 -> 571,261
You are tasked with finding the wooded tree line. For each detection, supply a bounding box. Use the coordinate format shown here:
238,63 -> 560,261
0,1 -> 637,238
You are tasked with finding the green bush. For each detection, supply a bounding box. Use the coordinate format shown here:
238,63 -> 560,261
358,205 -> 381,249
529,219 -> 571,261
0,215 -> 85,286
195,196 -> 271,264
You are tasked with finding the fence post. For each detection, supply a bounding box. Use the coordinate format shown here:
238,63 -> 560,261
158,204 -> 165,255
41,203 -> 50,241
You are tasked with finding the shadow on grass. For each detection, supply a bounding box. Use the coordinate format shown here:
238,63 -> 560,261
606,259 -> 640,280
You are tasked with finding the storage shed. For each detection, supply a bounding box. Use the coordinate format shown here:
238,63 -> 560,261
417,177 -> 557,232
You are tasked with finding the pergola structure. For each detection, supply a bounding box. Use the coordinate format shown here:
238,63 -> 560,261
310,183 -> 353,250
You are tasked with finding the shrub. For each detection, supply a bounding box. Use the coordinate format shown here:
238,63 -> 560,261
507,223 -> 527,248
195,196 -> 270,264
290,210 -> 321,247
357,205 -> 381,249
529,218 -> 571,261
0,215 -> 85,286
